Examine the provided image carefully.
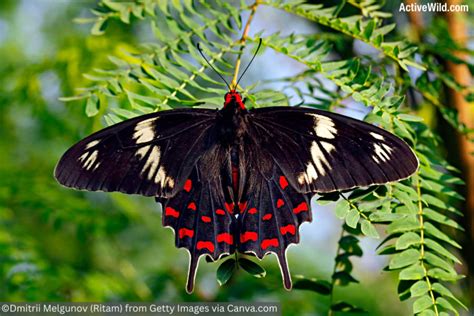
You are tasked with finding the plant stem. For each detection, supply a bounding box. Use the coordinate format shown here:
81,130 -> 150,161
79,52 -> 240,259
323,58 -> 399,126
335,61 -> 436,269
231,0 -> 260,89
415,171 -> 439,315
328,224 -> 345,316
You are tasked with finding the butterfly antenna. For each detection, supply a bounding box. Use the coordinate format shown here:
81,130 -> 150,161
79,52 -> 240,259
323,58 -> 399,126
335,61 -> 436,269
196,43 -> 231,90
235,38 -> 262,88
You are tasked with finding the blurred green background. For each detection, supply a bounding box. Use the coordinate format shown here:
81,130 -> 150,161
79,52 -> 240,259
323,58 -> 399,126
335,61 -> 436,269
0,1 -> 470,315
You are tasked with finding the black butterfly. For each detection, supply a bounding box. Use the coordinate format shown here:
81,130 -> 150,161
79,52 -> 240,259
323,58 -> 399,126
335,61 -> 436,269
55,43 -> 418,293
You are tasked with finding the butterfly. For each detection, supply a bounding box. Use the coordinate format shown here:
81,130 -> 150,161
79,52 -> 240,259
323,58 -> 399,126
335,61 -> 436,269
54,41 -> 418,293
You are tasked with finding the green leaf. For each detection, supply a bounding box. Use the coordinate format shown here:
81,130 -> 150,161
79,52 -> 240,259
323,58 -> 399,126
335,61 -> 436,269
436,297 -> 457,314
333,271 -> 359,286
418,310 -> 437,316
91,18 -> 108,36
431,283 -> 468,310
363,20 -> 375,40
410,280 -> 429,298
361,220 -> 379,238
387,215 -> 420,234
318,191 -> 341,202
389,249 -> 420,270
424,222 -> 461,248
427,268 -> 461,282
339,236 -> 363,256
369,212 -> 404,222
216,258 -> 236,286
330,301 -> 366,313
423,209 -> 464,230
85,94 -> 100,117
399,263 -> 425,280
395,232 -> 421,250
345,208 -> 360,228
347,186 -> 379,200
424,252 -> 456,275
335,254 -> 353,273
335,199 -> 350,219
398,113 -> 424,122
238,258 -> 266,278
413,295 -> 434,314
293,276 -> 331,295
424,238 -> 461,263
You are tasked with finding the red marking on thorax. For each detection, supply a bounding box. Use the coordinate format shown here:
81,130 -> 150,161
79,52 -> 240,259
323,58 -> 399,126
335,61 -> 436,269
277,199 -> 285,208
262,214 -> 273,221
224,90 -> 245,109
247,208 -> 257,215
279,176 -> 289,189
217,233 -> 233,244
179,228 -> 194,238
183,179 -> 192,192
197,241 -> 215,252
261,238 -> 279,250
165,207 -> 180,218
293,202 -> 309,214
201,216 -> 211,223
280,224 -> 296,235
216,209 -> 226,215
240,231 -> 258,243
187,202 -> 197,211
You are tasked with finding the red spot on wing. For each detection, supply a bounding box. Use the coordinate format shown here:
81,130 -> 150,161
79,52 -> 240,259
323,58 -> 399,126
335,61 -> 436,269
240,231 -> 258,243
178,228 -> 194,239
293,202 -> 309,214
183,179 -> 192,192
277,199 -> 285,208
216,209 -> 226,215
201,216 -> 211,223
239,201 -> 248,214
165,207 -> 180,218
217,233 -> 233,244
187,202 -> 197,211
261,238 -> 279,250
262,214 -> 273,221
279,176 -> 289,189
225,202 -> 234,214
197,241 -> 215,252
280,224 -> 296,235
247,207 -> 258,215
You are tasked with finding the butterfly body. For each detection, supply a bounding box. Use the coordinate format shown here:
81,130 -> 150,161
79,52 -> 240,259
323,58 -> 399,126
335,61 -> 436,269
55,91 -> 418,293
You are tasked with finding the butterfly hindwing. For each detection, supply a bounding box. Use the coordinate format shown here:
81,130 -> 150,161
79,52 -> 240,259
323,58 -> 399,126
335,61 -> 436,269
237,157 -> 312,289
158,156 -> 236,293
55,109 -> 217,197
249,107 -> 418,193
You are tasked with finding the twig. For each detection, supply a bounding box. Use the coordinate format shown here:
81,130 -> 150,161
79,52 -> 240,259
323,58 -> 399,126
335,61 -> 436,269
328,224 -> 345,316
230,0 -> 260,89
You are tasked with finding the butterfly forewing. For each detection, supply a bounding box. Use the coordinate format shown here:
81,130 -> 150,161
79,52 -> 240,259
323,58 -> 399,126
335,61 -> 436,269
55,109 -> 217,197
249,107 -> 418,193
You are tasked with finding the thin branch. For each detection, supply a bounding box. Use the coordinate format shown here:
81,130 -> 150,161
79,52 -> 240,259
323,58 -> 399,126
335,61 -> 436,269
231,0 -> 260,89
328,224 -> 345,316
416,171 -> 440,316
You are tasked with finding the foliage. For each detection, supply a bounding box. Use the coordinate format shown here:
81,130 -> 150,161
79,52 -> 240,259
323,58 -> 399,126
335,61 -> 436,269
1,0 -> 472,315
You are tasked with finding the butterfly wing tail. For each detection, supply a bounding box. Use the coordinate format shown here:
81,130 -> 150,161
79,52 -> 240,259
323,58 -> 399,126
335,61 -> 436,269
159,167 -> 236,293
237,166 -> 312,289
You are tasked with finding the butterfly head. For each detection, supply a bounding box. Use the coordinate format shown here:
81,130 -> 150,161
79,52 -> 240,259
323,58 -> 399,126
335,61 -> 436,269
224,90 -> 245,110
